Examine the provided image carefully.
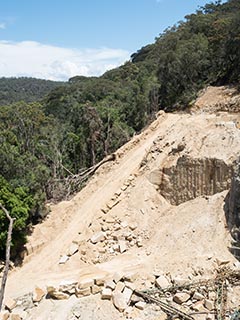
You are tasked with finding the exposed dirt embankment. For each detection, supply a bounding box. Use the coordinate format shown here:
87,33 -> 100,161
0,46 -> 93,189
3,86 -> 240,320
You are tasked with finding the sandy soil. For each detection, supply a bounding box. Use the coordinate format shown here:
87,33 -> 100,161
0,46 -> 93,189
4,87 -> 240,319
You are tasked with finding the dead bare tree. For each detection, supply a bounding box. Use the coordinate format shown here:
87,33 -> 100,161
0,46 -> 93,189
0,203 -> 15,312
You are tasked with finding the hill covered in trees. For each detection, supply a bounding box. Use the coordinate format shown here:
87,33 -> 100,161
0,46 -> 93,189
0,77 -> 64,106
0,0 -> 239,258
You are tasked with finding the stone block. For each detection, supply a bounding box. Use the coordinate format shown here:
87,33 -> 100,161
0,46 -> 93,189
0,311 -> 10,320
135,301 -> 145,310
78,278 -> 94,289
67,243 -> 79,256
112,292 -> 128,312
173,292 -> 190,304
114,281 -> 125,293
204,299 -> 214,311
119,240 -> 127,253
90,232 -> 106,244
101,288 -> 112,300
4,297 -> 17,311
123,287 -> 133,304
192,291 -> 205,301
155,275 -> 170,289
92,285 -> 101,295
32,286 -> 45,302
59,280 -> 78,294
58,255 -> 69,264
75,287 -> 91,298
105,280 -> 116,290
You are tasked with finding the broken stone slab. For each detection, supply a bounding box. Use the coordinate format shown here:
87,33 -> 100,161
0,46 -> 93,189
101,288 -> 112,300
94,273 -> 109,286
120,221 -> 128,228
66,243 -> 79,256
155,275 -> 170,289
192,291 -> 205,301
4,297 -> 17,311
123,287 -> 133,305
105,280 -> 116,291
135,301 -> 145,310
77,278 -> 94,289
112,292 -> 128,312
0,311 -> 10,320
59,280 -> 78,294
173,292 -> 191,304
47,286 -> 70,300
90,231 -> 106,244
204,299 -> 214,311
119,240 -> 127,253
191,301 -> 205,312
113,272 -> 124,283
114,281 -> 125,293
75,287 -> 91,298
92,285 -> 102,295
32,286 -> 45,302
107,199 -> 120,210
58,255 -> 69,264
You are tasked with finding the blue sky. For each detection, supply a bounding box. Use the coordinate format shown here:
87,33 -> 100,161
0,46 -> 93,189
0,0 -> 224,81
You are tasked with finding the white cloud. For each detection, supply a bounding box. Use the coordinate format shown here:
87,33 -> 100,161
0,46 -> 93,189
0,23 -> 6,29
0,40 -> 130,81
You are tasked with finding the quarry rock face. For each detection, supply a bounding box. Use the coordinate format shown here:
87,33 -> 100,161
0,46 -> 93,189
149,156 -> 233,205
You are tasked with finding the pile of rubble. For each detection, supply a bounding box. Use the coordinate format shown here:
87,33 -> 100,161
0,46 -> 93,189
1,267 -> 239,320
58,215 -> 148,266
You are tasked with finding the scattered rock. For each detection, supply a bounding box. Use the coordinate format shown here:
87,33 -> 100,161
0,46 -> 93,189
155,275 -> 170,289
4,297 -> 17,311
112,292 -> 128,312
115,281 -> 125,293
59,280 -> 78,294
135,301 -> 145,310
119,240 -> 127,253
78,278 -> 94,289
123,287 -> 133,304
105,280 -> 116,291
204,299 -> 214,311
32,286 -> 45,302
58,255 -> 69,264
92,285 -> 102,295
0,311 -> 10,320
192,291 -> 205,301
90,232 -> 106,244
173,292 -> 191,304
67,243 -> 79,256
75,287 -> 91,298
101,288 -> 112,300
47,286 -> 70,300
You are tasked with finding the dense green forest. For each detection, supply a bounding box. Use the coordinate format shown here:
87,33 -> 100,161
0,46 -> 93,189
0,77 -> 63,106
0,0 -> 239,259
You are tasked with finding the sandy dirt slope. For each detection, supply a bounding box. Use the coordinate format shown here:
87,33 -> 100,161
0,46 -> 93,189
6,111 -> 179,296
4,88 -> 240,318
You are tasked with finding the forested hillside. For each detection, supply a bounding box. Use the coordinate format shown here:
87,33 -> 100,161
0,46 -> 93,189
0,77 -> 64,106
0,0 -> 239,258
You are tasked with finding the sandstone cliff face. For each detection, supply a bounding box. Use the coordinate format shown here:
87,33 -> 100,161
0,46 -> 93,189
149,156 -> 233,205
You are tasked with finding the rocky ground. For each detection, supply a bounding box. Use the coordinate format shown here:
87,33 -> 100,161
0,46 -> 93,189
1,86 -> 240,320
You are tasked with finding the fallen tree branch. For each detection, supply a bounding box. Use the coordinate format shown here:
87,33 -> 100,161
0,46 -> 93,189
48,153 -> 116,201
0,203 -> 15,312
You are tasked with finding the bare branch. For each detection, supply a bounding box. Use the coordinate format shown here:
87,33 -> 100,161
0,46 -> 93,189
0,203 -> 15,312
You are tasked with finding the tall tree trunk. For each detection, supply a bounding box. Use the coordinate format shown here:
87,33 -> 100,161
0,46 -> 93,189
0,204 -> 15,312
